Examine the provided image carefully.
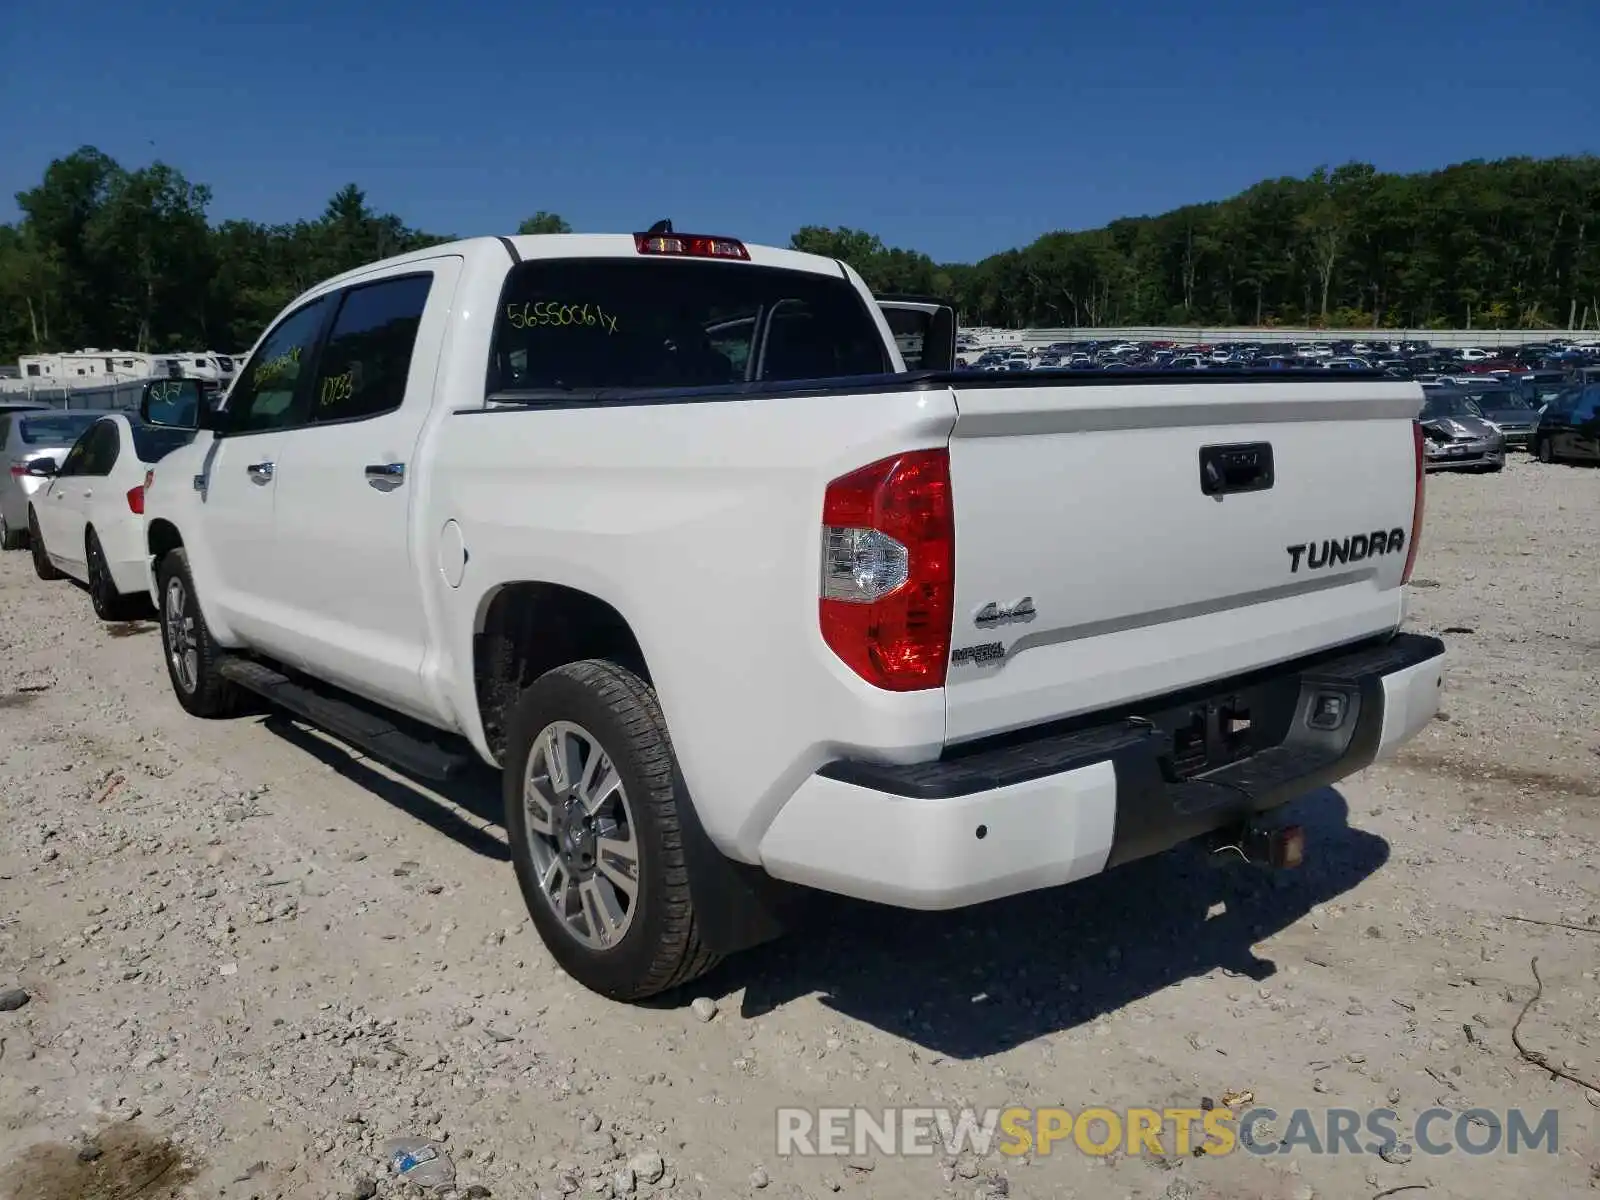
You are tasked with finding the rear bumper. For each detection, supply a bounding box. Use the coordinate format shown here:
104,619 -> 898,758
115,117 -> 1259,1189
98,516 -> 150,597
757,632 -> 1445,909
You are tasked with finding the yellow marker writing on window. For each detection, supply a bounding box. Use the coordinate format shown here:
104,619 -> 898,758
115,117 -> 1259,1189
505,302 -> 618,334
319,372 -> 354,406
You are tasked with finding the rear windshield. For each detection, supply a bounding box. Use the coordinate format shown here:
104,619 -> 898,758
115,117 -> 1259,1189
130,424 -> 196,463
18,412 -> 98,445
487,258 -> 889,395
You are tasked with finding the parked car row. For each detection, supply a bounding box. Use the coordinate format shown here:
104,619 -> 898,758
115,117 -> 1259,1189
0,382 -> 199,617
1418,379 -> 1600,471
955,336 -> 1600,381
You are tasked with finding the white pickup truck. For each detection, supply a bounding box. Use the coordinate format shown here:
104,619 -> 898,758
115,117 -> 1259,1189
139,229 -> 1445,1000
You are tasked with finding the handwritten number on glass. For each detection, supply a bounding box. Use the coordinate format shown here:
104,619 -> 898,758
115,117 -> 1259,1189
319,372 -> 354,407
255,345 -> 302,387
505,302 -> 619,334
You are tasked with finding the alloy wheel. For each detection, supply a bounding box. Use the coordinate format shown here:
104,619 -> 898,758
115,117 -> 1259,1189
520,720 -> 640,950
164,575 -> 198,693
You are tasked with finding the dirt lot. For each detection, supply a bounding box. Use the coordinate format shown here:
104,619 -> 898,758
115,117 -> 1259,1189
1,455 -> 1597,1200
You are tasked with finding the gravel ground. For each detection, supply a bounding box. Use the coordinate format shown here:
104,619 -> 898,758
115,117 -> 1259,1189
1,455 -> 1597,1200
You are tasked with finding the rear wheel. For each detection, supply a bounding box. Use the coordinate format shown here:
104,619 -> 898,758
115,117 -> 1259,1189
86,528 -> 144,621
157,549 -> 242,718
0,513 -> 24,551
1536,437 -> 1555,464
27,509 -> 62,580
503,659 -> 719,1000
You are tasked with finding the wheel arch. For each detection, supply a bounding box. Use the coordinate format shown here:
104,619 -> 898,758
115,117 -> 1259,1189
471,581 -> 650,764
147,518 -> 184,567
472,580 -> 801,957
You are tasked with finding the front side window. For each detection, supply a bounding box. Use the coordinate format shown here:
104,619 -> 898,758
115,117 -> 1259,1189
488,258 -> 888,395
224,296 -> 334,433
74,421 -> 121,476
1574,386 -> 1600,422
310,274 -> 434,424
56,434 -> 91,477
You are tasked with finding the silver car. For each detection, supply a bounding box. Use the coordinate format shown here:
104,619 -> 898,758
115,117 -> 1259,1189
1419,388 -> 1506,473
0,408 -> 116,549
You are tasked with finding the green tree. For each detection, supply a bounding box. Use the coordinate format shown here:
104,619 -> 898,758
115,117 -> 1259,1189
517,212 -> 572,235
7,146 -> 1600,368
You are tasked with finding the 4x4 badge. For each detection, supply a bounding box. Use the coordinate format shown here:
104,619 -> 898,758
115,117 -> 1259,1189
974,597 -> 1036,628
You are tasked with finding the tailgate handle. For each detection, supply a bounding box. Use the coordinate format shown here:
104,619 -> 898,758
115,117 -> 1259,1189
1199,442 -> 1274,496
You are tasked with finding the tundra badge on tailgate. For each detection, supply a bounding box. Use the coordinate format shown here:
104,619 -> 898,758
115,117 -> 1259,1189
1286,528 -> 1406,573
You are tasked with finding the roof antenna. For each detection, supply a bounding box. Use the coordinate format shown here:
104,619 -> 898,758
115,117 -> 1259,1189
646,219 -> 672,235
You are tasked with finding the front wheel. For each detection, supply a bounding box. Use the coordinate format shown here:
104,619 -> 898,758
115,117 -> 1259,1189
503,659 -> 719,1001
156,549 -> 242,718
27,509 -> 62,580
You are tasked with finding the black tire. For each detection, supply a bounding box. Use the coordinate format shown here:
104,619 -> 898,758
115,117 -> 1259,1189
0,513 -> 24,551
156,548 -> 242,718
503,659 -> 719,1001
86,528 -> 144,621
1536,437 -> 1554,464
27,509 -> 63,580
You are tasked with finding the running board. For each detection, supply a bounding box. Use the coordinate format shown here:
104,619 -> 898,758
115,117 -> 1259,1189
217,657 -> 477,783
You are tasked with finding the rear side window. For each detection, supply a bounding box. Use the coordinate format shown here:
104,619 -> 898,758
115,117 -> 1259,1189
311,274 -> 434,423
130,424 -> 196,463
487,259 -> 888,395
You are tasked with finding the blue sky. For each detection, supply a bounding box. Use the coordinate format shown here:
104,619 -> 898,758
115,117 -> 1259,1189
3,0 -> 1596,262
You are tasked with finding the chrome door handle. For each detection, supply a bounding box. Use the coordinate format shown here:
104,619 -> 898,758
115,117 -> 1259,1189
365,462 -> 405,487
247,461 -> 274,484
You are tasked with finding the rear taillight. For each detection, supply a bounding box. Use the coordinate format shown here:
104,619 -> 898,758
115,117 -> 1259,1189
1402,419 -> 1425,584
126,485 -> 145,515
633,233 -> 749,260
7,463 -> 23,479
820,450 -> 954,691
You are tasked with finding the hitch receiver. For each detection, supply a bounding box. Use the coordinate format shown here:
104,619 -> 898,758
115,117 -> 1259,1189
1211,820 -> 1305,870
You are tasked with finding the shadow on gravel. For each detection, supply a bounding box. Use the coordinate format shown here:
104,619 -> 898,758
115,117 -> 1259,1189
104,620 -> 158,638
1,1124 -> 198,1200
260,715 -> 509,862
727,786 -> 1388,1059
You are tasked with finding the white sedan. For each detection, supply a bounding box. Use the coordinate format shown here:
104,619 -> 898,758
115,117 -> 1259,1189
28,412 -> 195,620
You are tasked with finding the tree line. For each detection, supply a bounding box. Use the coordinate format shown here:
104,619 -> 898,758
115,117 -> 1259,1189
4,147 -> 1599,364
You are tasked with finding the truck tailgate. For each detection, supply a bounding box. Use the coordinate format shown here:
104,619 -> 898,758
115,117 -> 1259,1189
942,376 -> 1423,744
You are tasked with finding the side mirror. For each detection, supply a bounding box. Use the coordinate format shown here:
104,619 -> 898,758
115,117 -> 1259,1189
140,379 -> 206,430
26,457 -> 57,478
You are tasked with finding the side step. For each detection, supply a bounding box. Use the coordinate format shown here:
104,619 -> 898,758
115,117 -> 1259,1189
218,657 -> 477,783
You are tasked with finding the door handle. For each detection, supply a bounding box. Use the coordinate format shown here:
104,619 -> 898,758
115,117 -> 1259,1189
247,461 -> 274,484
365,462 -> 405,487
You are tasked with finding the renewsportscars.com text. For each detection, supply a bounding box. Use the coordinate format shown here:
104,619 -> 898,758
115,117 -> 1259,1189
775,1105 -> 1559,1159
